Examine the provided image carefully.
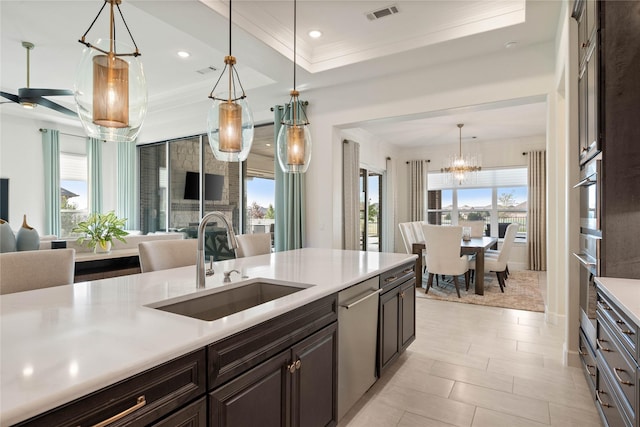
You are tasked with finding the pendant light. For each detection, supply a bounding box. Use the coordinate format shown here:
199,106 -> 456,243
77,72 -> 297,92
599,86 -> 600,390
441,123 -> 481,185
75,0 -> 147,143
276,0 -> 312,174
207,0 -> 254,162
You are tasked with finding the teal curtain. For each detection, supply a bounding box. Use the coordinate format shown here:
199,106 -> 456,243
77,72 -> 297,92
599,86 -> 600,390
273,103 -> 306,252
117,142 -> 138,230
42,129 -> 61,236
87,137 -> 103,214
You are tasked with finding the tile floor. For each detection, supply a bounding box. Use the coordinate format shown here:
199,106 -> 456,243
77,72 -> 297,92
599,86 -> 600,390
338,295 -> 602,427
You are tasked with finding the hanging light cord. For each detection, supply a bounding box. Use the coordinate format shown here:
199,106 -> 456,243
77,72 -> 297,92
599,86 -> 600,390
79,0 -> 141,57
459,125 -> 462,157
293,0 -> 297,91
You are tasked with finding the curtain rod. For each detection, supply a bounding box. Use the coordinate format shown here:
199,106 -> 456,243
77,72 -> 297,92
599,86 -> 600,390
39,128 -> 86,140
406,160 -> 430,164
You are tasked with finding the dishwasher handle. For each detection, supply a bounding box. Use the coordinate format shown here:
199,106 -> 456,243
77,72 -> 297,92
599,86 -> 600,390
340,289 -> 382,309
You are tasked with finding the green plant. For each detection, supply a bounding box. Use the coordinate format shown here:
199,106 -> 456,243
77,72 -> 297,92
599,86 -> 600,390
72,211 -> 128,250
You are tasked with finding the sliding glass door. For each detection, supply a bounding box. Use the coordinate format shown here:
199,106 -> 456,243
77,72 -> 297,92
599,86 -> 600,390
360,169 -> 383,252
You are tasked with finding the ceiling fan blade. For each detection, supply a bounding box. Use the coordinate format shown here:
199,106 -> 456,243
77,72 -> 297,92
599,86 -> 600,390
19,88 -> 74,98
35,97 -> 77,117
0,91 -> 20,103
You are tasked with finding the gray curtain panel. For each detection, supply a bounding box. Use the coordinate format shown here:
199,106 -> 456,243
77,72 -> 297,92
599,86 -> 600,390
408,160 -> 424,222
343,140 -> 360,250
527,150 -> 547,271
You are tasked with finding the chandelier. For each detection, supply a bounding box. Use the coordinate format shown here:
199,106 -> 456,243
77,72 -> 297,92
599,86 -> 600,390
441,123 -> 481,185
75,0 -> 147,143
276,0 -> 312,173
207,0 -> 254,162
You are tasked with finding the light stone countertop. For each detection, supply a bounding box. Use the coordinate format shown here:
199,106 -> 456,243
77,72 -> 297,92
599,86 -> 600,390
0,248 -> 416,425
595,277 -> 640,326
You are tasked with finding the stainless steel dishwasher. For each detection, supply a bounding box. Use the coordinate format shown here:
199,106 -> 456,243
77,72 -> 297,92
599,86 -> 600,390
337,277 -> 381,420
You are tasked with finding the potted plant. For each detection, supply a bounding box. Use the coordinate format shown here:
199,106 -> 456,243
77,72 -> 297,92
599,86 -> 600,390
72,211 -> 128,253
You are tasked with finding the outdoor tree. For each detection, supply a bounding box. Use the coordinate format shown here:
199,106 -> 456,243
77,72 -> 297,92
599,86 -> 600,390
467,211 -> 487,221
368,203 -> 378,222
265,204 -> 275,219
498,191 -> 516,208
249,201 -> 264,219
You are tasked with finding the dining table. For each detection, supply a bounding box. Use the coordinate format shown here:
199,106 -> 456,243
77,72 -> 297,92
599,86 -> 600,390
412,236 -> 499,296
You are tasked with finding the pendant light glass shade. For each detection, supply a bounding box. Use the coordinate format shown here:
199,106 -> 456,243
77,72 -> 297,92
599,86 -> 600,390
75,1 -> 147,143
207,93 -> 254,162
441,123 -> 481,185
277,97 -> 312,173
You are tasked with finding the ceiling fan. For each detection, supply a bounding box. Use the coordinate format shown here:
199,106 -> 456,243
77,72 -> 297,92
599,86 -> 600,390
0,41 -> 76,117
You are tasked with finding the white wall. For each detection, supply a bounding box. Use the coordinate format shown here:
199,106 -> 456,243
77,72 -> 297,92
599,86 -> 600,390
0,112 -> 118,234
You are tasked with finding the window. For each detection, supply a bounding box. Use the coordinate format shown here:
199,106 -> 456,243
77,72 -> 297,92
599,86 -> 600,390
60,151 -> 88,238
428,168 -> 528,239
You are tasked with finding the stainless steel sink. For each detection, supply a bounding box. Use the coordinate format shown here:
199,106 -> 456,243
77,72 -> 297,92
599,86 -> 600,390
150,280 -> 308,321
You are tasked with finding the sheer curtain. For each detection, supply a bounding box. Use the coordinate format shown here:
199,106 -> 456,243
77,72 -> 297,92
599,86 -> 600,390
408,160 -> 424,221
117,141 -> 138,230
343,140 -> 360,250
528,150 -> 546,270
273,103 -> 306,251
87,137 -> 103,214
42,129 -> 61,236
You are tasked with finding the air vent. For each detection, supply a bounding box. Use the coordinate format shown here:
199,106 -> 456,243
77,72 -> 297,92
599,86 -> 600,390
366,4 -> 399,21
196,66 -> 217,75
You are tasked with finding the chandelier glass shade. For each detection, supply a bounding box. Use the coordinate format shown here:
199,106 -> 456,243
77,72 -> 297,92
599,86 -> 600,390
207,0 -> 254,162
441,123 -> 481,185
75,1 -> 147,143
276,0 -> 312,174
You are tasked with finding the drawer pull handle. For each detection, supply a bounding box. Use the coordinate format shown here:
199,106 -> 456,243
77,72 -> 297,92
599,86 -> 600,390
341,289 -> 381,309
613,368 -> 633,386
596,339 -> 612,352
90,395 -> 146,427
596,390 -> 612,408
597,301 -> 612,311
402,268 -> 413,274
615,320 -> 635,335
584,363 -> 596,377
295,359 -> 302,370
385,276 -> 398,283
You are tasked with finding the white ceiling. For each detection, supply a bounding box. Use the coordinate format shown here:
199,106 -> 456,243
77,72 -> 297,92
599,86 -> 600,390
0,0 -> 561,147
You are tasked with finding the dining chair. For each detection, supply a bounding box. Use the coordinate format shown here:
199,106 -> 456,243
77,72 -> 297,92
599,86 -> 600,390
0,248 -> 75,294
235,233 -> 272,258
422,224 -> 469,298
458,220 -> 485,238
470,223 -> 518,292
138,239 -> 198,273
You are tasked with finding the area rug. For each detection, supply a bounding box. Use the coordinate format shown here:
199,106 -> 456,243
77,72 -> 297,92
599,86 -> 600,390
416,270 -> 545,312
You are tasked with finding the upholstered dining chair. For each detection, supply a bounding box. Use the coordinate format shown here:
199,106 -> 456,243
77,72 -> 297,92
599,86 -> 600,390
235,233 -> 272,258
422,224 -> 470,298
0,248 -> 75,294
470,223 -> 518,292
138,239 -> 198,273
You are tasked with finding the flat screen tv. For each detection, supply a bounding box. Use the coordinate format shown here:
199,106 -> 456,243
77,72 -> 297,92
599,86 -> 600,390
184,171 -> 224,201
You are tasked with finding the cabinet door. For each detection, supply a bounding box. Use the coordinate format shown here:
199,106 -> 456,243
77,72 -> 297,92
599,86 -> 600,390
379,287 -> 400,372
400,279 -> 416,351
209,350 -> 290,427
291,323 -> 338,427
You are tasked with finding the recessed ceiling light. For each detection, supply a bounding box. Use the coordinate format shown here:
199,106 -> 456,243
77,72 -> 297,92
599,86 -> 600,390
177,50 -> 191,58
308,30 -> 322,39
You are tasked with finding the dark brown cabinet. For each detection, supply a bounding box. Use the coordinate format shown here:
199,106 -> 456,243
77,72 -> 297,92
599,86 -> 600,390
14,349 -> 207,427
596,289 -> 639,427
378,263 -> 416,374
209,323 -> 338,427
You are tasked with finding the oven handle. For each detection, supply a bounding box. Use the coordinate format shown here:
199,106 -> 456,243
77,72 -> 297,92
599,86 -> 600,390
573,252 -> 596,268
573,177 -> 596,188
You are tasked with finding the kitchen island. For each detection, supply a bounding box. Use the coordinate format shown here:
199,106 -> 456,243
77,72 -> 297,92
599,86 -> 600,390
0,248 -> 416,426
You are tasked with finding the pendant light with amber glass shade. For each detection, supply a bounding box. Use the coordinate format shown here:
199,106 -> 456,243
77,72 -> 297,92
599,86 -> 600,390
207,0 -> 254,162
276,0 -> 312,173
75,0 -> 147,143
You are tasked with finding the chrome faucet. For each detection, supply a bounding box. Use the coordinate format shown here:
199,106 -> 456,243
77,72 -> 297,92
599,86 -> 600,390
196,211 -> 238,288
